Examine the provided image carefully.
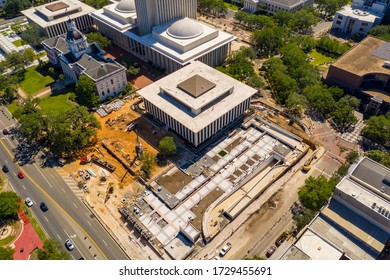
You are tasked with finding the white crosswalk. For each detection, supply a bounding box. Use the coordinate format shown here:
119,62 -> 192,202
55,167 -> 85,198
337,119 -> 365,144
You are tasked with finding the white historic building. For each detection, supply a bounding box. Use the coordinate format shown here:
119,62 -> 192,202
139,61 -> 257,147
332,0 -> 389,35
90,0 -> 235,73
22,0 -> 95,38
244,0 -> 313,14
42,19 -> 127,101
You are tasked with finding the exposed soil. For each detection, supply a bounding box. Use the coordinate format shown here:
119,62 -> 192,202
190,187 -> 224,231
156,169 -> 192,195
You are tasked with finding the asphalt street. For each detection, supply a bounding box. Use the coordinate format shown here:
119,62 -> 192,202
0,104 -> 129,260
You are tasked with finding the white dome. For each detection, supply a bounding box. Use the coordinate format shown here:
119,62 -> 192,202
167,18 -> 204,39
115,0 -> 136,13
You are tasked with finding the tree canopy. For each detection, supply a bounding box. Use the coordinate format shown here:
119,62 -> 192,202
0,247 -> 14,260
86,32 -> 111,49
37,239 -> 70,260
362,113 -> 390,145
158,137 -> 177,156
3,0 -> 31,18
198,0 -> 228,16
21,24 -> 47,48
85,0 -> 110,9
365,150 -> 390,168
298,175 -> 338,211
75,75 -> 100,108
0,191 -> 20,220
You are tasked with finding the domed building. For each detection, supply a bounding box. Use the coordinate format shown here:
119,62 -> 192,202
91,0 -> 235,73
42,19 -> 127,101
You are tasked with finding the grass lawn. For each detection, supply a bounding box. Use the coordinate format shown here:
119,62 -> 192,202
0,234 -> 15,246
12,39 -> 23,47
6,102 -> 19,116
39,92 -> 76,115
34,51 -> 46,60
309,50 -> 335,66
224,2 -> 239,10
19,66 -> 54,96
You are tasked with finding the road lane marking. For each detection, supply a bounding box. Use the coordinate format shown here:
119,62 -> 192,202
4,160 -> 8,164
63,229 -> 69,236
22,185 -> 26,190
57,234 -> 61,240
51,174 -> 55,179
102,239 -> 108,246
13,172 -> 16,176
31,165 -> 54,189
62,188 -> 66,193
73,203 -> 78,209
87,221 -> 92,226
44,216 -> 49,222
0,139 -> 109,260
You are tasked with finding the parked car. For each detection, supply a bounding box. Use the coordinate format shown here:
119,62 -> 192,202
65,239 -> 74,251
17,171 -> 24,179
40,202 -> 48,212
266,245 -> 277,258
25,197 -> 33,207
2,165 -> 9,173
2,129 -> 9,135
219,242 -> 232,257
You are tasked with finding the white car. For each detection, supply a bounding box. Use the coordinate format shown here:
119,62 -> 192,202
65,239 -> 75,251
25,197 -> 33,207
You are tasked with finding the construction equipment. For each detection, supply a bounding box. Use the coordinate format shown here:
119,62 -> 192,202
91,155 -> 116,172
302,152 -> 316,172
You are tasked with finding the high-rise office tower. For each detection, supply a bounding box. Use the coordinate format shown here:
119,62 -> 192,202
135,0 -> 197,36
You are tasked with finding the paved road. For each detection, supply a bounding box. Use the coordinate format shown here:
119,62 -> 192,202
0,104 -> 129,260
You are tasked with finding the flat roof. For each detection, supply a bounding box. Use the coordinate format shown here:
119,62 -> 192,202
125,19 -> 235,65
22,0 -> 95,28
139,61 -> 257,132
309,216 -> 376,260
330,36 -> 390,77
281,245 -> 311,260
351,157 -> 390,198
294,228 -> 344,260
336,5 -> 380,23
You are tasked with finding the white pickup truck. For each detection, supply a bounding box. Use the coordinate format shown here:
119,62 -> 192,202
219,242 -> 232,257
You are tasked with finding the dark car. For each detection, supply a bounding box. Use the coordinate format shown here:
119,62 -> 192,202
266,245 -> 277,258
2,129 -> 9,135
2,165 -> 9,173
40,202 -> 48,212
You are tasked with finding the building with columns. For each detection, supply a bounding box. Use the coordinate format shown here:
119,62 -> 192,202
22,0 -> 95,38
91,0 -> 235,73
42,19 -> 127,101
244,0 -> 313,14
139,61 -> 257,147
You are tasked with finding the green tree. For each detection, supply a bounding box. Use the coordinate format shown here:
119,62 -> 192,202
362,114 -> 390,145
369,25 -> 390,40
59,74 -> 65,82
21,24 -> 46,48
365,150 -> 390,168
159,136 -> 177,156
330,104 -> 357,130
294,207 -> 316,231
86,32 -> 111,49
37,239 -> 70,260
252,26 -> 288,57
298,175 -> 338,211
127,65 -> 140,76
140,152 -> 156,175
290,9 -> 318,32
85,0 -> 110,9
0,247 -> 14,260
23,48 -> 36,65
75,75 -> 100,108
19,111 -> 48,142
0,191 -> 20,220
338,95 -> 360,109
345,150 -> 359,164
3,0 -> 31,18
286,93 -> 307,116
303,84 -> 336,117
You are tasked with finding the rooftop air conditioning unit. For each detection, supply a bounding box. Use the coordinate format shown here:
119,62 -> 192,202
384,61 -> 390,68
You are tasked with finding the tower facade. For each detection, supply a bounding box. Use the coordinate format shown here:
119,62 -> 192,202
65,19 -> 88,59
135,0 -> 197,36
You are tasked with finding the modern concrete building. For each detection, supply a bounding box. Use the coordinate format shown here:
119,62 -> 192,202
22,0 -> 95,38
243,0 -> 313,14
325,36 -> 390,115
91,0 -> 235,73
332,0 -> 388,35
42,19 -> 127,101
139,61 -> 257,147
282,157 -> 390,260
